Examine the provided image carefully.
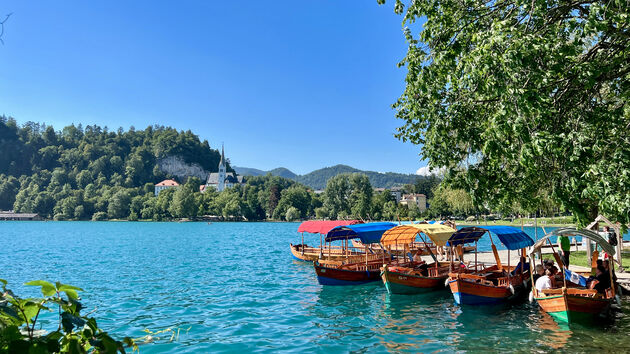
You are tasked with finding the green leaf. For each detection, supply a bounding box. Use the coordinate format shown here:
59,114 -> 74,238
58,284 -> 84,292
25,280 -> 56,297
63,289 -> 79,300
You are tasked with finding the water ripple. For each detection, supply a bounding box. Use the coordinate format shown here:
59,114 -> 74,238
2,221 -> 630,352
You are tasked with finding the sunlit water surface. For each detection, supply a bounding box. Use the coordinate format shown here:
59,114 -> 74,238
2,221 -> 630,353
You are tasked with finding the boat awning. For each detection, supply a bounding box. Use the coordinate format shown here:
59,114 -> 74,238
297,220 -> 360,234
381,223 -> 456,247
530,227 -> 615,256
447,227 -> 487,246
482,225 -> 535,250
325,222 -> 397,244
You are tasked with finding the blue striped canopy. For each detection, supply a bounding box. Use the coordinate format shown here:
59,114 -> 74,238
447,227 -> 487,246
325,222 -> 397,244
482,225 -> 534,250
447,226 -> 534,250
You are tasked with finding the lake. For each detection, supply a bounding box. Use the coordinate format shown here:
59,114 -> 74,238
2,221 -> 630,352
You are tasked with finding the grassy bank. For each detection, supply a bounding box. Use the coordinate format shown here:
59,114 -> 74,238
542,251 -> 630,269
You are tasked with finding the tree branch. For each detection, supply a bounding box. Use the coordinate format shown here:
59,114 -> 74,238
0,13 -> 12,45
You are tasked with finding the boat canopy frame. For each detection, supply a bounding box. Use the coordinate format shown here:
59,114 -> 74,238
325,222 -> 397,244
297,220 -> 361,235
529,227 -> 615,257
380,223 -> 456,247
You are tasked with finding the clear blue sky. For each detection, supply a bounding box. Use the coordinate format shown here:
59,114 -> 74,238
0,1 -> 427,175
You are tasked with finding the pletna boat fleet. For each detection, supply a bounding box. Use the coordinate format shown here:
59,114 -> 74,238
291,220 -> 622,326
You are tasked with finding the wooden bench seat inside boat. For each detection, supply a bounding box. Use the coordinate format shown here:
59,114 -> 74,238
540,288 -> 600,298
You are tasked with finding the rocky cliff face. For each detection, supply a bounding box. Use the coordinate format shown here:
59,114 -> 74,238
158,156 -> 209,181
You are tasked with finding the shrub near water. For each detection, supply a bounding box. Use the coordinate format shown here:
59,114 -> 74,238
0,279 -> 135,353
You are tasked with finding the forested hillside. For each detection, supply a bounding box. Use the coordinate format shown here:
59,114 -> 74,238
296,165 -> 420,189
0,117 -> 445,222
0,117 -> 231,218
236,164 -> 423,189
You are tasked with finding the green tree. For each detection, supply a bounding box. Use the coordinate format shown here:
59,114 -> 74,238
382,0 -> 630,226
0,175 -> 19,210
372,191 -> 395,220
273,185 -> 311,220
349,173 -> 373,220
170,178 -> 200,218
323,174 -> 352,219
107,189 -> 132,219
286,206 -> 301,221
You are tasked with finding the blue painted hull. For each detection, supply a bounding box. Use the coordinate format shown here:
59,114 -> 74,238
316,276 -> 379,286
452,291 -> 506,305
292,254 -> 310,262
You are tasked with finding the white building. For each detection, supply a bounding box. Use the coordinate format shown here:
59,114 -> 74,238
154,179 -> 180,196
400,193 -> 427,212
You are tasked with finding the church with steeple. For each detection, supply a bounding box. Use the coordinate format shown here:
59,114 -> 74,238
203,144 -> 245,192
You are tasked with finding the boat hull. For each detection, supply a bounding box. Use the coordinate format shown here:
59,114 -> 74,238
314,264 -> 381,286
536,294 -> 611,324
448,278 -> 517,305
290,243 -> 319,262
381,268 -> 446,295
290,243 -> 362,262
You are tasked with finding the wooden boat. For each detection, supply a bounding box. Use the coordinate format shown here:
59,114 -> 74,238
381,262 -> 453,294
315,258 -> 386,285
531,228 -> 617,324
290,243 -> 362,262
313,222 -> 396,286
379,223 -> 460,294
291,220 -> 361,262
446,226 -> 534,305
449,264 -> 529,305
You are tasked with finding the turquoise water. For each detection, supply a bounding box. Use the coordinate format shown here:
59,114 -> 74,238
2,221 -> 630,353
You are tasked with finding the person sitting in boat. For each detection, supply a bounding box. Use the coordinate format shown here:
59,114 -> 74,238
549,266 -> 562,287
533,264 -> 545,283
535,269 -> 553,292
543,259 -> 554,270
588,265 -> 611,294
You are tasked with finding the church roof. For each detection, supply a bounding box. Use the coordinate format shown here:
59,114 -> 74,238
206,172 -> 243,184
218,144 -> 225,168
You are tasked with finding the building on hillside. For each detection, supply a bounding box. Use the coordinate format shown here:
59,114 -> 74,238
0,212 -> 42,221
400,193 -> 427,212
390,186 -> 404,203
373,186 -> 404,203
155,179 -> 180,196
204,144 -> 246,192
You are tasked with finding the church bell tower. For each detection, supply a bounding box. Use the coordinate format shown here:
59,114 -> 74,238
217,144 -> 226,191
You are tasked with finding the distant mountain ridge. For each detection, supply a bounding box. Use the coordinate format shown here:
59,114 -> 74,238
234,164 -> 421,189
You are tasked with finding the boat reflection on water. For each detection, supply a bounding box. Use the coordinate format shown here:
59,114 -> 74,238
376,292 -> 460,352
534,311 -> 573,350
